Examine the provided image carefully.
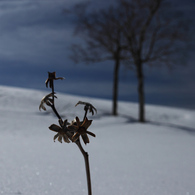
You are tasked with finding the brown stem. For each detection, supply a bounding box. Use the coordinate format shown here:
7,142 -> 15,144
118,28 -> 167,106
83,110 -> 88,121
76,139 -> 92,195
50,81 -> 62,120
51,105 -> 61,120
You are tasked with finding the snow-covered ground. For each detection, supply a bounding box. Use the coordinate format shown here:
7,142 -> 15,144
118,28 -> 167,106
0,85 -> 195,195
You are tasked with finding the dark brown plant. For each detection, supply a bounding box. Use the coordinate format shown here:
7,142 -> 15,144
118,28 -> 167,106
39,72 -> 96,195
49,119 -> 73,143
75,101 -> 97,119
45,72 -> 64,88
68,116 -> 95,144
39,93 -> 57,111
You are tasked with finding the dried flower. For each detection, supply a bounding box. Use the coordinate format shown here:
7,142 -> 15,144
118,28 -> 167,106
49,119 -> 72,143
68,117 -> 95,144
75,101 -> 97,116
45,72 -> 64,88
39,93 -> 57,111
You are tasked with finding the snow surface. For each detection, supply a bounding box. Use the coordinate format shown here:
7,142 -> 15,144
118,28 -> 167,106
0,85 -> 195,195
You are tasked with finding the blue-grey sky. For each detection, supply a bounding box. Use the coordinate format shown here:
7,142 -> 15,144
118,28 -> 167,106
0,0 -> 194,110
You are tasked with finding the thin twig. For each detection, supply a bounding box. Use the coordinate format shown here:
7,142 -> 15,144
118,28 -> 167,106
76,139 -> 92,195
83,110 -> 88,121
51,82 -> 62,120
51,104 -> 62,120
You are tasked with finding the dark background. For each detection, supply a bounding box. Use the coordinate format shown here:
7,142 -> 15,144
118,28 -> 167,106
0,0 -> 194,109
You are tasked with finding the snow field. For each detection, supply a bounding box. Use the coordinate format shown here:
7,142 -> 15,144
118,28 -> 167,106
0,85 -> 195,195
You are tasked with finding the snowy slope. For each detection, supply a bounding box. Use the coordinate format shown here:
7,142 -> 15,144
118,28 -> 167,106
0,85 -> 195,195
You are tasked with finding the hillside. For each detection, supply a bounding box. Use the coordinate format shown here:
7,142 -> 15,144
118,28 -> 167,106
0,85 -> 195,195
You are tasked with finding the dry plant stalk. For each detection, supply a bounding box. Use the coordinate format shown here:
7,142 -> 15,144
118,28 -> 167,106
39,72 -> 97,195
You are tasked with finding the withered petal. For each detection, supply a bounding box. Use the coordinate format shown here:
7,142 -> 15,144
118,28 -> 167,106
81,134 -> 89,145
63,119 -> 68,127
72,133 -> 80,142
75,101 -> 84,107
75,101 -> 97,115
82,118 -> 92,129
41,105 -> 46,111
39,102 -> 46,111
45,101 -> 52,106
48,72 -> 56,78
63,134 -> 70,143
91,109 -> 94,115
47,93 -> 57,99
89,106 -> 97,115
58,119 -> 63,127
53,133 -> 59,142
55,77 -> 65,80
66,131 -> 74,139
49,124 -> 61,132
45,79 -> 49,88
75,117 -> 81,127
67,124 -> 78,131
58,135 -> 63,143
93,106 -> 97,113
86,131 -> 96,137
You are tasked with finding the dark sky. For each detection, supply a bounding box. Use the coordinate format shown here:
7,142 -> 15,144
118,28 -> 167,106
0,0 -> 194,109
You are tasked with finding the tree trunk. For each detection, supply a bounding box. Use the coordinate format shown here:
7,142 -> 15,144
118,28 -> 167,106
136,62 -> 145,122
112,58 -> 120,116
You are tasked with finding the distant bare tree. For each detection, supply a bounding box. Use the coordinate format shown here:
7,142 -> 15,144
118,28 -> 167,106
68,0 -> 188,122
117,0 -> 188,122
68,3 -> 128,116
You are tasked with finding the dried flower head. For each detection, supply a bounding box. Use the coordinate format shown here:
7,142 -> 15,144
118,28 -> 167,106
68,117 -> 95,144
39,93 -> 57,111
49,119 -> 73,143
45,72 -> 64,88
75,101 -> 97,116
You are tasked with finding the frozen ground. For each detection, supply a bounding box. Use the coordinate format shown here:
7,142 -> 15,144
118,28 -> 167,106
0,85 -> 195,195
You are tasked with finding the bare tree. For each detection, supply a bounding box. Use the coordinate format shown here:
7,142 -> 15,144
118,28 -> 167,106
68,3 -> 128,116
68,0 -> 188,122
117,0 -> 188,122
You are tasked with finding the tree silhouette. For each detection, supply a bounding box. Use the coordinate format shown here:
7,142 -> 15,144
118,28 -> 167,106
68,3 -> 128,116
68,0 -> 189,121
117,0 -> 188,122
